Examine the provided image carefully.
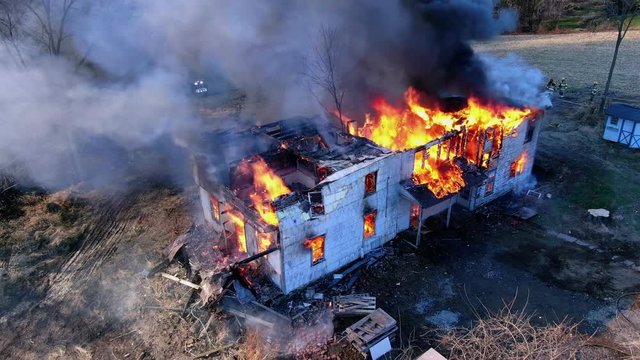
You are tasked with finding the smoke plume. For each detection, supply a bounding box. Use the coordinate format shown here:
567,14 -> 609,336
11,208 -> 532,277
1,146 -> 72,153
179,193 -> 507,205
0,0 -> 543,189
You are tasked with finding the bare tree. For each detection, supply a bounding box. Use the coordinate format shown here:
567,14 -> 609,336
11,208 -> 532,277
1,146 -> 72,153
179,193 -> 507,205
498,0 -> 568,32
26,0 -> 78,56
600,0 -> 639,112
307,25 -> 346,131
0,0 -> 28,65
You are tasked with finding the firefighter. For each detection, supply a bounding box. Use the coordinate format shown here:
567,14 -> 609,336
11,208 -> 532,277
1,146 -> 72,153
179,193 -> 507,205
546,78 -> 557,92
590,81 -> 599,103
558,78 -> 568,98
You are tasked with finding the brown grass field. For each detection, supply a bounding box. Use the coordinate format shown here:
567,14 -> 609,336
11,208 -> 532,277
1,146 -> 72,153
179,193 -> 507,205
475,30 -> 640,101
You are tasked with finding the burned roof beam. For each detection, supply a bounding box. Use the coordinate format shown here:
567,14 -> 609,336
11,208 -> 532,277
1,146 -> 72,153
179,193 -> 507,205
413,128 -> 463,152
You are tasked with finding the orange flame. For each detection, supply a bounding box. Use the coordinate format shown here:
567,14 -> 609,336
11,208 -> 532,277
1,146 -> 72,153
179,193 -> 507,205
356,87 -> 533,198
257,232 -> 273,252
410,203 -> 421,228
239,156 -> 291,226
511,151 -> 528,177
227,210 -> 247,253
304,235 -> 325,264
209,196 -> 220,221
364,212 -> 376,238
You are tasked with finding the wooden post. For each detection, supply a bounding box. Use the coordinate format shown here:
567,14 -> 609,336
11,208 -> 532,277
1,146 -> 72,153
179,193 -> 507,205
416,206 -> 424,248
446,197 -> 454,228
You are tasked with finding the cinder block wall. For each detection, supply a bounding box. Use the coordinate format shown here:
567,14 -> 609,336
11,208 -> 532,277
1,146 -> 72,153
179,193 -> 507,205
276,153 -> 410,293
474,114 -> 543,207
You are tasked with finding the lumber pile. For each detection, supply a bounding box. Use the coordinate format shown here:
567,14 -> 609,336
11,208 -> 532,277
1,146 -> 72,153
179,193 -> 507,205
331,294 -> 376,317
343,308 -> 397,356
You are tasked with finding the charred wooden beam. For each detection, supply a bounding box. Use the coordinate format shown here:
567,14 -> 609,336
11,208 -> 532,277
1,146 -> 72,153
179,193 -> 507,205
414,129 -> 462,152
233,246 -> 280,267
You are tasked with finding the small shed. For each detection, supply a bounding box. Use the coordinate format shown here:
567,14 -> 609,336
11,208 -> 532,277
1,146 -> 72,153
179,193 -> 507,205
603,103 -> 640,149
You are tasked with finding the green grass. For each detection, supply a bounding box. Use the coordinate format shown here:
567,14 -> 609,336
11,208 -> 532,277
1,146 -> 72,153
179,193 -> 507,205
568,171 -> 616,209
567,160 -> 640,212
556,17 -> 583,30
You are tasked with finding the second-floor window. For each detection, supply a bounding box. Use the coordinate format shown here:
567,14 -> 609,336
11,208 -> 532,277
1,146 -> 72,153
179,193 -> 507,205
365,171 -> 377,195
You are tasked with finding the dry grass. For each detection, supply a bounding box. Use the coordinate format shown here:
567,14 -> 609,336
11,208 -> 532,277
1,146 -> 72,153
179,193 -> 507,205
595,294 -> 640,359
474,30 -> 640,100
438,304 -> 586,360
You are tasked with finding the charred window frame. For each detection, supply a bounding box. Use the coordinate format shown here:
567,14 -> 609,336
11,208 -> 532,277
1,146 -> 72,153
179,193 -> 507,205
364,171 -> 377,196
509,158 -> 525,178
460,187 -> 471,200
308,191 -> 324,216
363,211 -> 377,239
510,162 -> 521,178
304,235 -> 325,265
410,204 -> 421,229
484,171 -> 496,197
209,196 -> 220,222
316,166 -> 330,181
524,119 -> 535,144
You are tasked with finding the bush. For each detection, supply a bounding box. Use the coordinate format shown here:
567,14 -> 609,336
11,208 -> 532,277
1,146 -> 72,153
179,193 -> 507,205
439,303 -> 586,359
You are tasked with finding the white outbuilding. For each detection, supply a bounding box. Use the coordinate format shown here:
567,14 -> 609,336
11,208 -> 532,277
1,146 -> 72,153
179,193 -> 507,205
603,103 -> 640,149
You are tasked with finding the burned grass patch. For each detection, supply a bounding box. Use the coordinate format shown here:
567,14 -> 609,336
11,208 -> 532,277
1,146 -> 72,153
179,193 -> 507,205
497,236 -> 615,299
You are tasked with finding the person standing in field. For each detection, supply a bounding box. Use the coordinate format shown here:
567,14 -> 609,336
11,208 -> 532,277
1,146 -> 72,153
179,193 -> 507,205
546,78 -> 557,92
590,82 -> 599,103
558,78 -> 568,98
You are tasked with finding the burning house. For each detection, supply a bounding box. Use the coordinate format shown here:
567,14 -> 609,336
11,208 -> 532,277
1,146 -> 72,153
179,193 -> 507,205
193,88 -> 543,294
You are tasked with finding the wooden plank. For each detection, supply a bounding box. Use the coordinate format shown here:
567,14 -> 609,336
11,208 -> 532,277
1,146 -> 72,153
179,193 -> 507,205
160,272 -> 201,290
344,309 -> 398,355
250,301 -> 291,323
225,308 -> 275,329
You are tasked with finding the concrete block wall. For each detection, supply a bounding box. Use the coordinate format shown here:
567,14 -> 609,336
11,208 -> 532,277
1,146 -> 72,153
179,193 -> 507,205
198,185 -> 285,288
474,115 -> 543,207
276,153 -> 409,293
198,186 -> 224,233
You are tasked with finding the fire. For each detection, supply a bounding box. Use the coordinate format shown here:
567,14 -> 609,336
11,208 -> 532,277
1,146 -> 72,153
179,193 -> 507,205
410,203 -> 421,228
511,151 -> 528,177
209,196 -> 220,221
364,211 -> 376,238
356,87 -> 533,198
304,235 -> 325,264
239,156 -> 291,226
257,232 -> 273,252
227,210 -> 247,253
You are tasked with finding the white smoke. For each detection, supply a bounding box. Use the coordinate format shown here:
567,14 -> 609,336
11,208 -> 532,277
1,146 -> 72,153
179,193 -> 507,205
480,53 -> 552,108
0,47 -> 194,187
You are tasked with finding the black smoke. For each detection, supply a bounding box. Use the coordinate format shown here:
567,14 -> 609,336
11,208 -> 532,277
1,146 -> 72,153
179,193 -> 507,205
1,0 -> 546,190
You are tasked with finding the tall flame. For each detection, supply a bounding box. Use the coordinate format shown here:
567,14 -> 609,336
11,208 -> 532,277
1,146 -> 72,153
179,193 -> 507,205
511,151 -> 528,177
364,212 -> 376,238
227,210 -> 247,253
257,232 -> 273,252
239,156 -> 291,226
357,87 -> 533,198
304,235 -> 325,264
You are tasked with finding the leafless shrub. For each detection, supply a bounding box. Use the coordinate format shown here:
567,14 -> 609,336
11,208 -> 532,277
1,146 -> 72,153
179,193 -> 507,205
497,0 -> 569,32
438,303 -> 586,360
597,293 -> 640,358
306,25 -> 346,131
